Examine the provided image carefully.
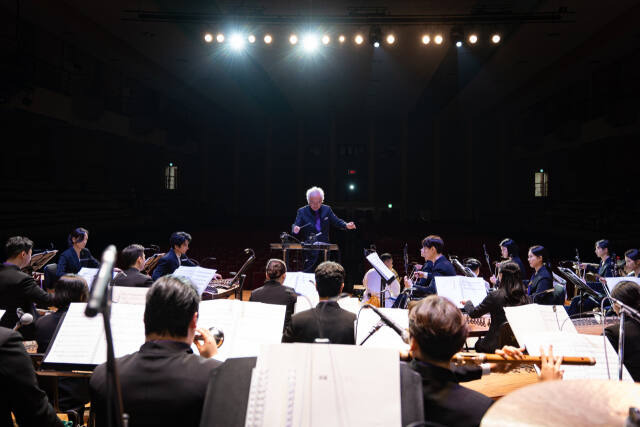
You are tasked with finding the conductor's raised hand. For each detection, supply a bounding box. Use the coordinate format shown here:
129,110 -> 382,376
293,226 -> 301,234
194,327 -> 218,359
346,222 -> 356,230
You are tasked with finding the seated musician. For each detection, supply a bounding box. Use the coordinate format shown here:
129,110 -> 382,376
0,327 -> 63,426
282,261 -> 356,344
90,276 -> 221,427
249,259 -> 297,329
0,236 -> 53,339
113,244 -> 153,287
567,239 -> 616,315
527,245 -> 555,304
404,235 -> 456,296
35,275 -> 90,414
605,280 -> 640,381
362,253 -> 401,307
624,249 -> 640,278
462,261 -> 530,353
490,238 -> 527,286
463,258 -> 491,291
151,231 -> 198,281
55,227 -> 99,279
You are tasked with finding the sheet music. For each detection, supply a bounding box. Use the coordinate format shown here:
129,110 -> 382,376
111,286 -> 149,305
197,300 -> 285,361
435,276 -> 488,308
337,297 -> 362,315
604,277 -> 640,295
365,252 -> 395,282
504,304 -> 577,347
522,331 -> 633,381
77,268 -> 117,290
173,266 -> 217,295
356,307 -> 410,352
283,272 -> 319,313
0,310 -> 5,321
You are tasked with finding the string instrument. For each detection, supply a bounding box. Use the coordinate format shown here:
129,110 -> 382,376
452,352 -> 596,366
483,244 -> 494,277
142,252 -> 165,275
450,257 -> 475,277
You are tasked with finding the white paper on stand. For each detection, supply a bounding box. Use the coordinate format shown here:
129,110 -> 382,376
173,266 -> 217,295
77,268 -> 117,290
435,276 -> 488,308
283,272 -> 319,313
365,252 -> 396,282
504,303 -> 577,347
356,307 -> 410,352
111,286 -> 149,305
604,277 -> 640,295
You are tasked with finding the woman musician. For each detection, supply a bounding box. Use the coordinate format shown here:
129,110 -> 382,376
624,249 -> 640,278
489,238 -> 527,287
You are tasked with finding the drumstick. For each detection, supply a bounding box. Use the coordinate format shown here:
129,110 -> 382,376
452,352 -> 596,366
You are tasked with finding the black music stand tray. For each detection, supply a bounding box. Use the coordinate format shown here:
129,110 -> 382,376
23,250 -> 58,273
199,357 -> 424,427
556,267 -> 602,314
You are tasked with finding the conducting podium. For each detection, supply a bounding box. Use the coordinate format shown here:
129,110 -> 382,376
270,242 -> 340,270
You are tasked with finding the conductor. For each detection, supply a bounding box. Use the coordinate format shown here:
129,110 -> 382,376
292,186 -> 356,272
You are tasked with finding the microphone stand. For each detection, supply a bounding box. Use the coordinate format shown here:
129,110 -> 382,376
609,297 -> 640,380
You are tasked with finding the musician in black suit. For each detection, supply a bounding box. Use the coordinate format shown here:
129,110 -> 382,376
250,259 -> 297,329
113,244 -> 153,287
527,245 -> 556,305
463,262 -> 530,353
292,186 -> 356,272
90,276 -> 222,427
490,238 -> 527,287
605,280 -> 640,381
0,236 -> 52,339
408,295 -> 494,427
282,261 -> 356,344
404,235 -> 456,296
151,231 -> 198,281
35,275 -> 90,413
55,227 -> 99,279
0,326 -> 63,426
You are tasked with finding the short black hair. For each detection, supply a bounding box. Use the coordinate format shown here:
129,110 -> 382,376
409,295 -> 468,362
5,236 -> 34,259
314,261 -> 345,298
625,249 -> 640,262
266,258 -> 286,280
53,275 -> 89,309
144,276 -> 200,337
380,253 -> 393,263
463,258 -> 481,271
422,235 -> 444,254
169,231 -> 192,249
499,238 -> 519,258
611,281 -> 640,312
68,227 -> 88,247
529,245 -> 550,264
596,239 -> 610,251
122,244 -> 145,269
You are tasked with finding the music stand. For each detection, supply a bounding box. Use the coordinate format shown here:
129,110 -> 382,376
22,250 -> 58,273
557,267 -> 602,314
365,251 -> 396,308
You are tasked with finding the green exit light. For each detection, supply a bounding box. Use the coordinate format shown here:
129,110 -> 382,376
388,203 -> 393,209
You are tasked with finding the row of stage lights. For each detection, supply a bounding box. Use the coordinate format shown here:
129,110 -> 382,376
203,31 -> 502,51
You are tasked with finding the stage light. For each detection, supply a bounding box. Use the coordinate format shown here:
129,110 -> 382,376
355,34 -> 364,45
248,34 -> 256,44
322,35 -> 330,45
434,34 -> 443,45
422,35 -> 430,45
339,35 -> 346,43
229,33 -> 245,51
204,33 -> 213,43
302,34 -> 319,52
349,183 -> 355,191
491,34 -> 501,44
468,34 -> 478,44
373,41 -> 380,48
216,33 -> 225,43
386,34 -> 395,45
289,34 -> 298,45
456,41 -> 462,47
264,34 -> 272,44
388,203 -> 393,209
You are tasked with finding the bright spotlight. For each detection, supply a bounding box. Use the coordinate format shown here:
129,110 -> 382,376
386,34 -> 395,45
248,34 -> 256,44
456,41 -> 462,47
264,34 -> 273,44
421,35 -> 430,45
229,33 -> 245,51
434,34 -> 443,45
339,35 -> 346,43
355,34 -> 364,45
289,34 -> 298,45
204,33 -> 213,43
216,33 -> 225,43
491,34 -> 501,44
468,34 -> 478,44
373,41 -> 380,48
349,184 -> 355,191
302,34 -> 319,52
322,35 -> 330,45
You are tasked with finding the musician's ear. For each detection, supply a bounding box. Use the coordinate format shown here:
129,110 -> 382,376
409,336 -> 420,358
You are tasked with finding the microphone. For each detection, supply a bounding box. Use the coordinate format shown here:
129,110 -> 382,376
85,245 -> 117,317
609,297 -> 640,322
363,304 -> 409,344
531,288 -> 555,302
14,308 -> 34,330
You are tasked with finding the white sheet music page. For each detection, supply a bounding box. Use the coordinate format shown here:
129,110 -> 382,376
337,297 -> 362,315
504,303 -> 577,347
110,286 -> 148,305
604,277 -> 640,295
284,272 -> 319,313
522,331 -> 633,381
44,303 -> 104,365
0,309 -> 5,320
435,276 -> 488,308
173,266 -> 217,295
366,252 -> 396,282
356,307 -> 410,352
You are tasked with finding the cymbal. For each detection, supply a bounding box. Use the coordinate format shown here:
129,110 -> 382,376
481,379 -> 640,427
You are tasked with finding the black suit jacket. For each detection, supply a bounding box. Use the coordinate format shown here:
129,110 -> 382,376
282,301 -> 356,344
0,327 -> 63,427
0,263 -> 51,331
113,267 -> 154,288
90,340 -> 222,427
55,247 -> 99,279
414,256 -> 456,296
527,266 -> 554,303
410,359 -> 493,427
151,249 -> 197,281
249,280 -> 297,328
605,318 -> 640,381
292,204 -> 347,242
